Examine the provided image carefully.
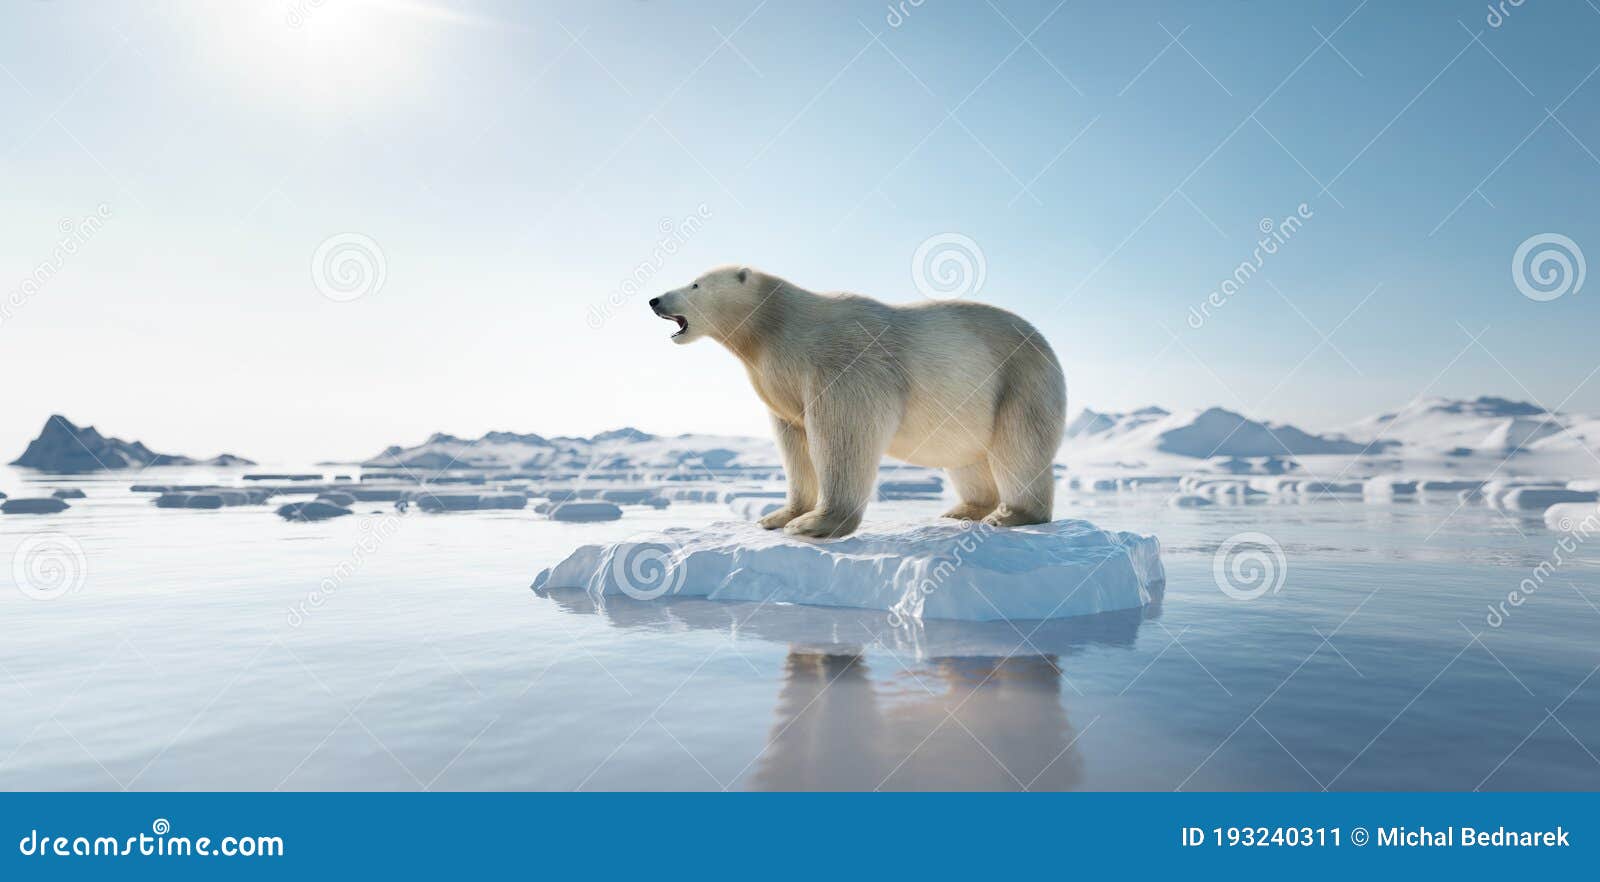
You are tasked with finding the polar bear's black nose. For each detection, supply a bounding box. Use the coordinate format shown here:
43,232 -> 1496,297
648,297 -> 661,308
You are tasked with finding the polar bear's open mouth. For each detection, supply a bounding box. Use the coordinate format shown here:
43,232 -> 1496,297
660,314 -> 688,338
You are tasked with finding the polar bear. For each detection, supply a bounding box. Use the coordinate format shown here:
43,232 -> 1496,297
650,266 -> 1066,538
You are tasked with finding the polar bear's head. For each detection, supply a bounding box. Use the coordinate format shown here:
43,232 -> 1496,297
650,265 -> 759,346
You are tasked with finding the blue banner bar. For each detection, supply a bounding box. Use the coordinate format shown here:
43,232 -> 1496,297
2,793 -> 1592,879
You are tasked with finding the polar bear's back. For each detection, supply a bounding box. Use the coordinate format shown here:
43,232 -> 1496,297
879,298 -> 1065,467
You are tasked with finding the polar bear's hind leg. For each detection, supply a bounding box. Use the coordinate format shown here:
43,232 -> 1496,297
942,460 -> 999,521
981,350 -> 1063,527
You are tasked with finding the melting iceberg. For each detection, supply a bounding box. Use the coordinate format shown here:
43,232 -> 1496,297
531,519 -> 1164,622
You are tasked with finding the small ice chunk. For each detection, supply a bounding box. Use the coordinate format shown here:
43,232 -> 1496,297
1362,478 -> 1418,499
416,493 -> 527,512
537,501 -> 624,522
531,519 -> 1164,622
51,488 -> 87,499
1418,479 -> 1484,493
276,500 -> 352,522
2,498 -> 70,515
1545,501 -> 1600,532
1501,487 -> 1599,511
877,476 -> 944,499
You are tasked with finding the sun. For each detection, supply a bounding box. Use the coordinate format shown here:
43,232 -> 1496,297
192,0 -> 482,106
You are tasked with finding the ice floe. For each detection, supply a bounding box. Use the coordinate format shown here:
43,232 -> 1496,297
1544,501 -> 1600,532
531,519 -> 1164,622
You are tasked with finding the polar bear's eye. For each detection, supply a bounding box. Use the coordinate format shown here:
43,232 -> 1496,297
691,283 -> 699,290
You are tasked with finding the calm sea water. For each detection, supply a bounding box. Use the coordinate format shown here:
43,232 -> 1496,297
2,465 -> 1597,791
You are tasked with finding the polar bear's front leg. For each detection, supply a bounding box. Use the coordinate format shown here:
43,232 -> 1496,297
758,415 -> 816,530
785,392 -> 892,539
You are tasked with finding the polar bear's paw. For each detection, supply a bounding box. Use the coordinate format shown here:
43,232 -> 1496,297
757,507 -> 805,530
981,504 -> 1048,528
941,502 -> 997,521
783,510 -> 861,539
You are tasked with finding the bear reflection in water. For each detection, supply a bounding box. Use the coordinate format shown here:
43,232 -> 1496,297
535,587 -> 1155,790
753,651 -> 1081,791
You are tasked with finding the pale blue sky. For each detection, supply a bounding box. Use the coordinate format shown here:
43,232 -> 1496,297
2,0 -> 1598,463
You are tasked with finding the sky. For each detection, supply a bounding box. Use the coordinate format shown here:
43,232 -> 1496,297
2,0 -> 1598,464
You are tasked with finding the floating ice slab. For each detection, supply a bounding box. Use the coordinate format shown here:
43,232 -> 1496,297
531,519 -> 1164,622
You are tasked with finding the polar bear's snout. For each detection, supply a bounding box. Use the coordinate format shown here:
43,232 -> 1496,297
649,295 -> 690,340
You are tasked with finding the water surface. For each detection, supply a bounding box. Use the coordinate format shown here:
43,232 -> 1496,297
2,466 -> 1597,790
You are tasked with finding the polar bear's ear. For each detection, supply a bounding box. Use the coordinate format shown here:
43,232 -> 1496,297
736,267 -> 750,284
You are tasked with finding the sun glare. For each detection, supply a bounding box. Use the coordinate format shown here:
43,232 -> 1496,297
198,0 -> 468,105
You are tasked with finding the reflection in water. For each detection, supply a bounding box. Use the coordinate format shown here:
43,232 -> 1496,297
754,651 -> 1081,791
536,587 -> 1160,790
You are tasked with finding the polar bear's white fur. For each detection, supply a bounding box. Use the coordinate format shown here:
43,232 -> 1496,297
651,266 -> 1066,538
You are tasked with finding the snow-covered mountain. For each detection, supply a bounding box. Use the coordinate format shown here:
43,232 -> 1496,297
1063,406 -> 1383,459
10,415 -> 254,473
1340,396 -> 1578,454
362,427 -> 779,472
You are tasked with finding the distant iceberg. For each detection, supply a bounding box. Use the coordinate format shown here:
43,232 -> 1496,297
531,519 -> 1164,622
